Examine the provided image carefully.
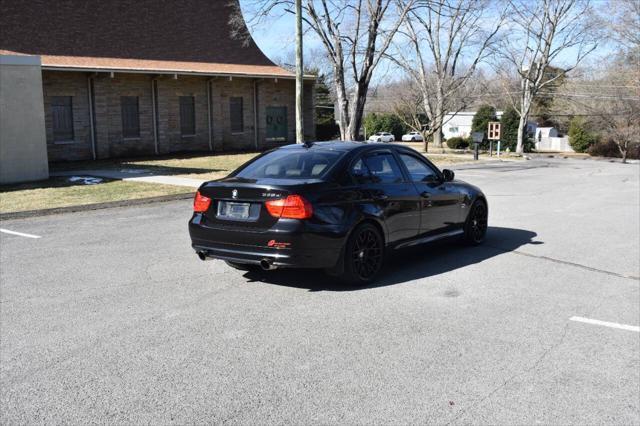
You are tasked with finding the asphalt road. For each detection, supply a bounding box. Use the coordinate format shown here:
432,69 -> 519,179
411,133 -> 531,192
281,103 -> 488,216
1,157 -> 638,424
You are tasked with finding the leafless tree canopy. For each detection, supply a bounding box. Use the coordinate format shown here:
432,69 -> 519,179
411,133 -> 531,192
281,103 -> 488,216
497,0 -> 599,153
236,0 -> 412,140
234,0 -> 636,158
388,0 -> 506,148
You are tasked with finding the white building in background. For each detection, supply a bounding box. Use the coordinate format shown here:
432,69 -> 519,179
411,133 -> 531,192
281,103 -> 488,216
535,127 -> 574,152
442,110 -> 537,140
442,111 -> 496,140
536,127 -> 558,139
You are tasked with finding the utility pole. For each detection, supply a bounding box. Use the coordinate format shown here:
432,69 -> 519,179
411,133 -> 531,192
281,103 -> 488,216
295,0 -> 304,144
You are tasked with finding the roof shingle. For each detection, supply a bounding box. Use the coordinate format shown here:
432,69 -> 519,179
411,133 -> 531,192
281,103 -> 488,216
0,0 -> 293,78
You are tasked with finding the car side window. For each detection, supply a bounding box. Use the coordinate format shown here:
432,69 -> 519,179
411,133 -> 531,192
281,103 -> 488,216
399,153 -> 439,183
362,153 -> 404,184
351,158 -> 372,183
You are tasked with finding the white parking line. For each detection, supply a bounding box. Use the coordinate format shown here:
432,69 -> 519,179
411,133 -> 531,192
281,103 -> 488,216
570,316 -> 640,333
0,228 -> 42,239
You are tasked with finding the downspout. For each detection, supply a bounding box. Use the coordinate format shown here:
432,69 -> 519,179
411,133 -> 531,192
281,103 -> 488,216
207,78 -> 214,151
151,77 -> 159,155
253,78 -> 259,150
87,75 -> 97,160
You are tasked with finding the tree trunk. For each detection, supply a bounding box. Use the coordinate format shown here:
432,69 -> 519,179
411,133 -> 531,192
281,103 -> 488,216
332,64 -> 349,141
621,141 -> 628,163
421,132 -> 429,152
433,131 -> 443,149
432,110 -> 444,149
516,115 -> 526,154
517,83 -> 533,155
335,90 -> 349,141
433,92 -> 444,148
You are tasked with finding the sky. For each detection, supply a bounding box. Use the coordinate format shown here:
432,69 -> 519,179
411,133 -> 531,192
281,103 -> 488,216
239,1 -> 619,81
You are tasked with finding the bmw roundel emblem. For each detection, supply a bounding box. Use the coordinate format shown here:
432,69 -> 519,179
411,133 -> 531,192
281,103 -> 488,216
232,189 -> 238,199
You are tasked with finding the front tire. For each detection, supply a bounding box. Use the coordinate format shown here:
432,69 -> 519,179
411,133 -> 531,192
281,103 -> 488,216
463,199 -> 488,245
340,223 -> 384,285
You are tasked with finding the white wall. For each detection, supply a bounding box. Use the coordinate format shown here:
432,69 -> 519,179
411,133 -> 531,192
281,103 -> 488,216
536,136 -> 574,152
0,55 -> 49,184
442,111 -> 505,140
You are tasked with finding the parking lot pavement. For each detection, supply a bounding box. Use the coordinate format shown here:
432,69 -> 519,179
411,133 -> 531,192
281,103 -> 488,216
1,157 -> 638,424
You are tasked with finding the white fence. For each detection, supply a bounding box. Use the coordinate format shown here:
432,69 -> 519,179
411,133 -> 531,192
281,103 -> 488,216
535,136 -> 574,152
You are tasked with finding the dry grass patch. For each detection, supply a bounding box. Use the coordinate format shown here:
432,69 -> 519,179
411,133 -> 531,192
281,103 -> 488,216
0,178 -> 189,214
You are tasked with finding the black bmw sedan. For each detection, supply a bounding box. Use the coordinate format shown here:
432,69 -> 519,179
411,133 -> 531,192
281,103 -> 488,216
189,142 -> 488,284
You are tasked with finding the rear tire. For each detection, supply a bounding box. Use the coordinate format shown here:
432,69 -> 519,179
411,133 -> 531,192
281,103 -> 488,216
225,261 -> 262,272
340,223 -> 384,285
463,199 -> 488,245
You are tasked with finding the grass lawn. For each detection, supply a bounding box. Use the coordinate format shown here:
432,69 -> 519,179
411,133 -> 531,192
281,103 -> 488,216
0,177 -> 189,214
4,145 -> 515,214
50,148 -> 486,180
128,151 -> 483,180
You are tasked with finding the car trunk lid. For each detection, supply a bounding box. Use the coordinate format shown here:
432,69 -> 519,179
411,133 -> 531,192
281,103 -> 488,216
197,177 -> 317,230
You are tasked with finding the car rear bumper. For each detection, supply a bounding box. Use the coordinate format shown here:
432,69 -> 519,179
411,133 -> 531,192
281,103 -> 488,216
189,214 -> 346,269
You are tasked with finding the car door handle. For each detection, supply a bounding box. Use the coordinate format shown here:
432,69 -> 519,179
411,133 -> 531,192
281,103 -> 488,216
420,191 -> 431,199
373,193 -> 388,201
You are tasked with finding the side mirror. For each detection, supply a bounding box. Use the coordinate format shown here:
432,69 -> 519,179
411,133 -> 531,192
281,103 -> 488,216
443,169 -> 455,182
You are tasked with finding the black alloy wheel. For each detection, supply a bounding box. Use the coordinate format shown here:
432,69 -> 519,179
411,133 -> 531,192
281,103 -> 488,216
342,223 -> 384,284
464,200 -> 488,244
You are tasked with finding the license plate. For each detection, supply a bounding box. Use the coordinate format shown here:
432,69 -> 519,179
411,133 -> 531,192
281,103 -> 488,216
217,201 -> 250,220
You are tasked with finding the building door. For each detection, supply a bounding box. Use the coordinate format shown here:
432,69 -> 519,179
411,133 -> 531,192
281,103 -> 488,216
266,106 -> 287,142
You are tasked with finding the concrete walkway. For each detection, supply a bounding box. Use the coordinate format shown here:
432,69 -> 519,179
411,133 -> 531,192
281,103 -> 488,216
52,169 -> 204,188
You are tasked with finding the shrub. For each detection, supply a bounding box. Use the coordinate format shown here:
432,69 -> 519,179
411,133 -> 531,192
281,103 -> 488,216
587,140 -> 620,158
315,120 -> 340,141
568,117 -> 597,153
363,113 -> 407,141
472,105 -> 497,133
446,137 -> 469,149
500,107 -> 520,152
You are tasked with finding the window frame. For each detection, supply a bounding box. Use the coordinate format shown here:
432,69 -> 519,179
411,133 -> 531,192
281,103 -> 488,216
120,96 -> 141,139
229,96 -> 244,134
179,96 -> 196,137
51,96 -> 75,142
349,149 -> 407,185
395,149 -> 443,183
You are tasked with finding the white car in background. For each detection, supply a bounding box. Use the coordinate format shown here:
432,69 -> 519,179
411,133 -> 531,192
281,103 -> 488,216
368,132 -> 395,142
402,131 -> 424,142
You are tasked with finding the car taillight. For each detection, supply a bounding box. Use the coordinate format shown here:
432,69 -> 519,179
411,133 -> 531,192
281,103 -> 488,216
193,191 -> 212,212
265,195 -> 313,219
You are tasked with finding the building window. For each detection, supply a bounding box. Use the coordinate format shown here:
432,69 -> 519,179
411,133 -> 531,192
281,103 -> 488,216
51,96 -> 74,141
449,126 -> 459,133
180,96 -> 196,136
121,96 -> 140,138
230,97 -> 243,133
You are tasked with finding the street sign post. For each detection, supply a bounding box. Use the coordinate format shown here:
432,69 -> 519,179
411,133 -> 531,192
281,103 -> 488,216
488,122 -> 501,157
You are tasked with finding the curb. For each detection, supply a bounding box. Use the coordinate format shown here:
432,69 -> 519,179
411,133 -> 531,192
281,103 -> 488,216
0,192 -> 195,221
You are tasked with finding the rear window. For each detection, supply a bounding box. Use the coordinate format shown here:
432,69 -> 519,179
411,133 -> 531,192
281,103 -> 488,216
234,149 -> 343,180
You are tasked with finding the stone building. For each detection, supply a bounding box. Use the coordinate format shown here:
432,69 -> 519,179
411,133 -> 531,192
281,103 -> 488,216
0,0 -> 315,167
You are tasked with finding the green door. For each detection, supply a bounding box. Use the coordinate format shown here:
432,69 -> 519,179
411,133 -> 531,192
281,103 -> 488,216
266,106 -> 287,142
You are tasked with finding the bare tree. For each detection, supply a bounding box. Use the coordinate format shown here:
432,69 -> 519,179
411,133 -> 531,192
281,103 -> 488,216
498,0 -> 598,154
388,0 -> 506,148
606,0 -> 640,53
236,0 -> 412,140
389,80 -> 430,150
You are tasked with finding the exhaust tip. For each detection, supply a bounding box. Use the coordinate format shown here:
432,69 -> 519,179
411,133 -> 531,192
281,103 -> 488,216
197,251 -> 207,261
260,259 -> 276,270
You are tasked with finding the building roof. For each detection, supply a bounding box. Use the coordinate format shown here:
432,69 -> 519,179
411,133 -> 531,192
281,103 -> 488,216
0,0 -> 296,79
